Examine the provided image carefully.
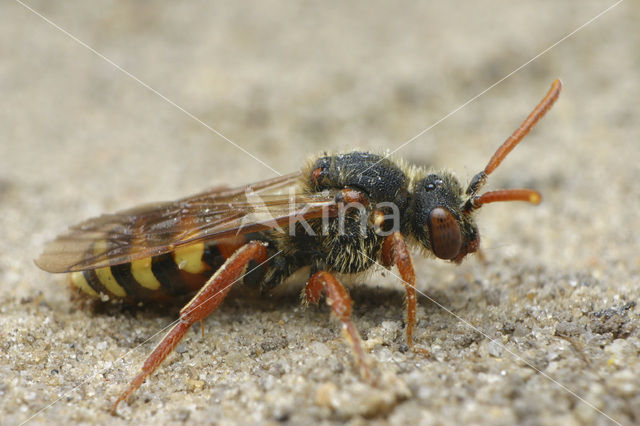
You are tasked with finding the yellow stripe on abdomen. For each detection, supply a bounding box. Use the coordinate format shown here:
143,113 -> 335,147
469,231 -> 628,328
131,257 -> 162,290
89,239 -> 126,297
70,271 -> 99,297
95,266 -> 127,297
173,243 -> 208,274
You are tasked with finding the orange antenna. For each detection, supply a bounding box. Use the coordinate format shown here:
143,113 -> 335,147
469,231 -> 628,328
466,79 -> 562,196
484,79 -> 562,175
470,188 -> 541,209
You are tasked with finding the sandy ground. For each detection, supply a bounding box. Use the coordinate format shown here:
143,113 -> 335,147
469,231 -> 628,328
2,1 -> 639,425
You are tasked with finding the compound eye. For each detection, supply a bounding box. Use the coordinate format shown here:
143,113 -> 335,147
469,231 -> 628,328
427,207 -> 462,260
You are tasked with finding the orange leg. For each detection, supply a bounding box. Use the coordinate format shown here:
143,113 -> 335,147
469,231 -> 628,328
305,271 -> 371,380
381,232 -> 427,353
111,241 -> 268,413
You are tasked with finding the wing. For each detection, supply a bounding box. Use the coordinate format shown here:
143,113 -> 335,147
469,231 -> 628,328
36,172 -> 339,273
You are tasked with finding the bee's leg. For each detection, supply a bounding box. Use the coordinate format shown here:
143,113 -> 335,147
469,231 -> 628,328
111,241 -> 268,413
381,232 -> 428,354
304,271 -> 371,380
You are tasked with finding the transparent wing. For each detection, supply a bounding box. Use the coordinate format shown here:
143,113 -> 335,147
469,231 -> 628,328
36,172 -> 338,273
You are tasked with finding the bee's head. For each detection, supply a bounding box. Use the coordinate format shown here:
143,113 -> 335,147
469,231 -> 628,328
409,166 -> 541,263
410,173 -> 479,263
409,79 -> 562,263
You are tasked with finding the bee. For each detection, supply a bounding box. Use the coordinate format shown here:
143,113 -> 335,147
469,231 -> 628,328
36,79 -> 562,412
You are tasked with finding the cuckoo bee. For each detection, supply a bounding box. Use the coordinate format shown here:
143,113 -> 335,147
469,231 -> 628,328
36,80 -> 562,412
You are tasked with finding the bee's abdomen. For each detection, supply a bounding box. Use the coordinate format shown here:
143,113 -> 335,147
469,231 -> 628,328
69,237 -> 250,301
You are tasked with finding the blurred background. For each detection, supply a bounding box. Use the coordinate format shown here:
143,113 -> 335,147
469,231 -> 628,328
2,1 -> 638,424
